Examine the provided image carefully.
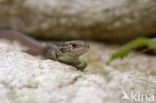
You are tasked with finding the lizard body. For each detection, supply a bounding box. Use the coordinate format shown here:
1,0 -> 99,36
0,30 -> 89,70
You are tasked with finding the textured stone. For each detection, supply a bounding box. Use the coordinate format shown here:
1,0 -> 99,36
0,39 -> 155,103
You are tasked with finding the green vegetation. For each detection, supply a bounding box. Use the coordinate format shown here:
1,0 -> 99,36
106,37 -> 156,64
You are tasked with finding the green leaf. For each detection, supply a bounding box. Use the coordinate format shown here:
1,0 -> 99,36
147,38 -> 156,51
106,37 -> 149,64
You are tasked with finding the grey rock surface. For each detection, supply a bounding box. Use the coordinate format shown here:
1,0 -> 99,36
0,39 -> 156,103
0,0 -> 156,42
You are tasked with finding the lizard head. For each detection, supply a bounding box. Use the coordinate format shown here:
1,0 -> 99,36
60,40 -> 89,57
47,40 -> 89,70
59,40 -> 89,70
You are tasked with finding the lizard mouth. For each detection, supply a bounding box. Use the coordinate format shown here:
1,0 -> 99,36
60,40 -> 89,57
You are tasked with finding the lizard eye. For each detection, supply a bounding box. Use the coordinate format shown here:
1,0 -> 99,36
72,43 -> 77,48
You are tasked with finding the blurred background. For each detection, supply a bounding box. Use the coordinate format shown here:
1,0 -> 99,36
0,0 -> 156,43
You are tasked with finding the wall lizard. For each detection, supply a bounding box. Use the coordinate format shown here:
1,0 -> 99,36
0,30 -> 89,70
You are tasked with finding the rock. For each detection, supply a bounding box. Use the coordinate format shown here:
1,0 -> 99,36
0,0 -> 156,43
0,39 -> 155,103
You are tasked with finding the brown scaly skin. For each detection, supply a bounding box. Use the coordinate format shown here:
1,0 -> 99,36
46,40 -> 89,70
0,30 -> 89,70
